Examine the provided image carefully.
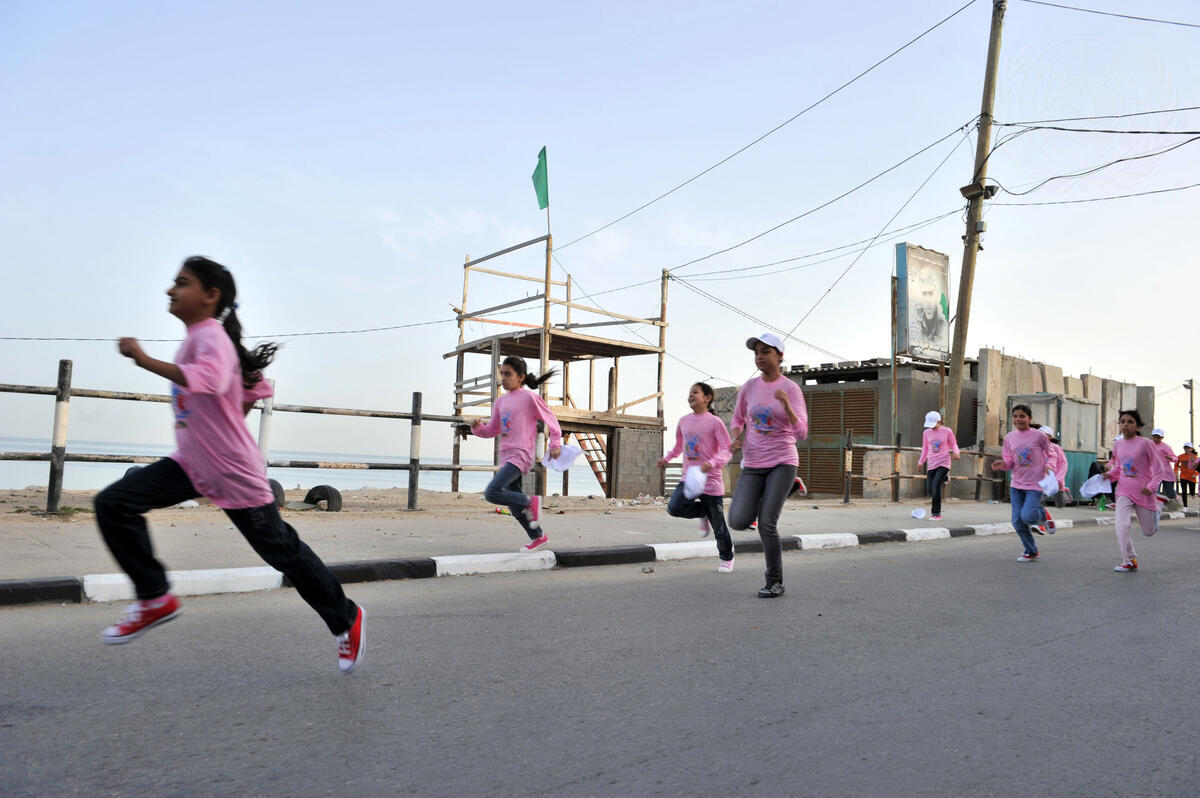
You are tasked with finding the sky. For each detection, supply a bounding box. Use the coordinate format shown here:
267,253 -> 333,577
2,0 -> 1198,489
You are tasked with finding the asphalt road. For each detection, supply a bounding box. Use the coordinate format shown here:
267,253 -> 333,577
2,521 -> 1198,797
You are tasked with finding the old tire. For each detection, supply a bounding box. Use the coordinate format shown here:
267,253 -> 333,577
303,484 -> 342,512
269,479 -> 286,509
124,466 -> 143,478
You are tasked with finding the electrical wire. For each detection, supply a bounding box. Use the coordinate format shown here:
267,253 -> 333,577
991,134 -> 1200,196
994,124 -> 1200,135
685,209 -> 961,282
1015,0 -> 1200,29
784,127 -> 972,339
991,180 -> 1200,205
554,0 -> 980,252
0,318 -> 459,343
999,105 -> 1200,125
666,120 -> 977,276
669,275 -> 848,361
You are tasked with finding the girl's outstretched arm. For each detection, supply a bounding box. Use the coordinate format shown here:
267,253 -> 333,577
119,337 -> 187,386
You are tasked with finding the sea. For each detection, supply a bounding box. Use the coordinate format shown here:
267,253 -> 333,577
0,436 -> 601,495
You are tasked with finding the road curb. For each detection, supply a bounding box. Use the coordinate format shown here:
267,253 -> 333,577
3,509 -> 1195,606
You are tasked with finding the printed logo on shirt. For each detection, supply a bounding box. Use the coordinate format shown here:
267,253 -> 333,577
499,409 -> 513,438
1121,458 -> 1138,479
684,433 -> 701,460
750,404 -> 774,435
1015,446 -> 1032,467
171,384 -> 191,429
931,440 -> 943,453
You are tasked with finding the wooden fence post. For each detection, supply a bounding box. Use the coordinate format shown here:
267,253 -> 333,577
974,440 -> 985,502
46,359 -> 72,514
891,433 -> 901,503
407,392 -> 422,510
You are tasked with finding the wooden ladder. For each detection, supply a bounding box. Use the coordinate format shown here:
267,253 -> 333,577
563,393 -> 608,495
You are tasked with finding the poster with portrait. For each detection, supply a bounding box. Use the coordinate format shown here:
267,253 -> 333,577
895,243 -> 950,362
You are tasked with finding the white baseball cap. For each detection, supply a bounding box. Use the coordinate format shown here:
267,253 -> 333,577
1038,426 -> 1055,438
923,410 -> 942,429
746,332 -> 784,355
1152,428 -> 1165,437
1184,442 -> 1195,449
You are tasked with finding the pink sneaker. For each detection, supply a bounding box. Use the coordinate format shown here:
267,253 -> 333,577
101,594 -> 182,644
521,533 -> 549,552
337,606 -> 366,674
699,517 -> 711,536
525,495 -> 542,529
717,558 -> 734,573
930,514 -> 943,521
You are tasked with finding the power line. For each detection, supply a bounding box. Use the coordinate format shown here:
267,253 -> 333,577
784,127 -> 972,338
683,209 -> 961,282
999,105 -> 1200,125
1016,0 -> 1200,29
555,0 -> 980,252
669,275 -> 848,361
667,121 -> 977,275
992,180 -> 1200,205
992,134 -> 1200,196
0,318 -> 458,344
995,124 -> 1200,135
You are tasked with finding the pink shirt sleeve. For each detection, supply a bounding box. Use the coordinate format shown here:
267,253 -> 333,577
472,394 -> 505,439
786,379 -> 809,441
663,424 -> 685,462
947,429 -> 960,454
529,391 -> 563,449
244,375 -> 274,402
918,430 -> 931,466
731,381 -> 749,433
705,416 -> 733,471
177,327 -> 235,395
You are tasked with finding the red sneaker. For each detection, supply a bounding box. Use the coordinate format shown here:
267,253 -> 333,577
101,594 -> 182,644
337,606 -> 366,674
1043,509 -> 1056,534
789,477 -> 808,498
521,533 -> 549,552
525,495 -> 542,529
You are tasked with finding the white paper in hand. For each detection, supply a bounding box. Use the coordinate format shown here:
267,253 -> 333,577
1038,471 -> 1059,496
683,465 -> 707,499
1079,473 -> 1113,498
540,444 -> 583,472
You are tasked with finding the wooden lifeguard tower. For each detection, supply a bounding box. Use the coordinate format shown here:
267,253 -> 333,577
446,233 -> 667,498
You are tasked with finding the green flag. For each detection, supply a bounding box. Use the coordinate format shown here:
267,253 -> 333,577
940,292 -> 950,321
531,146 -> 549,210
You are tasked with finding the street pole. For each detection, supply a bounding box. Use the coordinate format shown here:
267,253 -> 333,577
945,0 -> 1007,433
1186,379 -> 1194,444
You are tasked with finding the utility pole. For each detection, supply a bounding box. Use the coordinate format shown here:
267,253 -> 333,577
1186,379 -> 1194,444
945,0 -> 1006,438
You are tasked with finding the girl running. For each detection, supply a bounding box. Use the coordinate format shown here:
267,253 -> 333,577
659,382 -> 735,572
472,356 -> 562,551
990,404 -> 1055,562
918,410 -> 960,521
93,256 -> 365,673
1175,443 -> 1197,508
728,333 -> 808,598
1105,410 -> 1173,572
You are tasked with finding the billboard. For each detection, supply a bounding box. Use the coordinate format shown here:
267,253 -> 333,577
895,243 -> 950,362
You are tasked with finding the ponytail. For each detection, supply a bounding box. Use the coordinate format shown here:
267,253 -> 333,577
181,256 -> 279,389
502,355 -> 556,390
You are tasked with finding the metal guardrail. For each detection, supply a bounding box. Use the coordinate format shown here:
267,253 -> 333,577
1,359 -> 493,513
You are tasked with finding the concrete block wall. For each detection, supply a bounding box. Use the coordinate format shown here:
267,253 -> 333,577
1040,363 -> 1065,394
1064,376 -> 1083,396
609,428 -> 665,499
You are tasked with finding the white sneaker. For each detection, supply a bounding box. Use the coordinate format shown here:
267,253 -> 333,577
717,558 -> 734,574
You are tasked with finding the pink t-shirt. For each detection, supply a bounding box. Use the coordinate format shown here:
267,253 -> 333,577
1049,442 -> 1068,488
919,426 -> 959,471
170,318 -> 275,510
1108,435 -> 1173,511
998,427 -> 1054,490
663,412 -> 732,496
1152,441 -> 1177,471
472,387 -> 563,474
731,375 -> 808,469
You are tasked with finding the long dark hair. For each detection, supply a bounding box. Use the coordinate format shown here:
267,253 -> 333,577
693,382 -> 717,415
181,256 -> 278,389
502,356 -> 556,390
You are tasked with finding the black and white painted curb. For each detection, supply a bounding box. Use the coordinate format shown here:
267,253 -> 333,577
3,509 -> 1196,607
